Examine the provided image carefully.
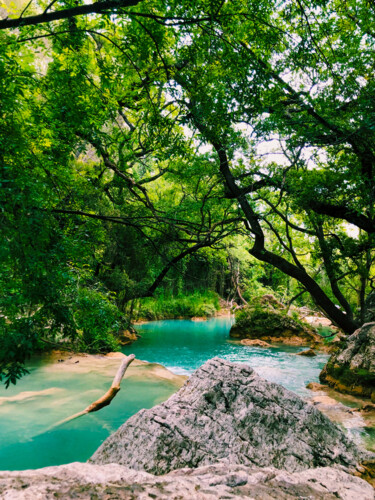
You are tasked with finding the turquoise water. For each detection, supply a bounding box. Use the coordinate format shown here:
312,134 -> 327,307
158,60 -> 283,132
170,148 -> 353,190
0,317 -> 372,471
0,358 -> 180,470
125,317 -> 329,397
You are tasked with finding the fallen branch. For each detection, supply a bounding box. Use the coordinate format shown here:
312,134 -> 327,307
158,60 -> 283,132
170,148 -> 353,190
51,354 -> 135,429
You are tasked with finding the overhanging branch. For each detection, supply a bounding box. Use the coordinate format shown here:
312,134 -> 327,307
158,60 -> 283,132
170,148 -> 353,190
0,0 -> 142,30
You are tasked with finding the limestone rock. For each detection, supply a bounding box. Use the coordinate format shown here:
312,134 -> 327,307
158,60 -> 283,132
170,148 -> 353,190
304,315 -> 334,328
91,358 -> 371,475
306,382 -> 329,391
118,328 -> 140,345
0,462 -> 374,500
320,323 -> 375,402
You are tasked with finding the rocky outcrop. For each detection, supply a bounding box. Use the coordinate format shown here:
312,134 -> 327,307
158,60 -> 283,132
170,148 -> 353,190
229,295 -> 319,345
118,328 -> 140,345
320,323 -> 375,402
0,462 -> 374,500
91,358 -> 371,476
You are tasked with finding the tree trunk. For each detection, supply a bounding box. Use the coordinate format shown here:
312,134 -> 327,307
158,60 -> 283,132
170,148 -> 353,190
214,141 -> 359,335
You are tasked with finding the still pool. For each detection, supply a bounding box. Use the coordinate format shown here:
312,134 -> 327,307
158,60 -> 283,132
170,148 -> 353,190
125,317 -> 329,397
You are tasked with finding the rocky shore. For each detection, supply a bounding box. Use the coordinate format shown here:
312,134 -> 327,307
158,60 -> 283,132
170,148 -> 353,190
1,462 -> 373,499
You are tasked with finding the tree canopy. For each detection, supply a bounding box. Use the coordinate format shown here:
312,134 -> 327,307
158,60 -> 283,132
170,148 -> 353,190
1,0 -> 374,384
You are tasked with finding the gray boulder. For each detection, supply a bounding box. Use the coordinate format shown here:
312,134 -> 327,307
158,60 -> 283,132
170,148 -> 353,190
0,462 -> 373,499
91,358 -> 371,475
320,322 -> 375,402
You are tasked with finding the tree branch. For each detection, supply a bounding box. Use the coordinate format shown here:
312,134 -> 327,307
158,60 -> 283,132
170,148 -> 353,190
51,354 -> 135,428
0,0 -> 142,30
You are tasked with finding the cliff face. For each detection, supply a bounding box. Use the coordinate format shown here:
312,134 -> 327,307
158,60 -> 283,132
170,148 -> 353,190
320,322 -> 375,402
91,358 -> 370,475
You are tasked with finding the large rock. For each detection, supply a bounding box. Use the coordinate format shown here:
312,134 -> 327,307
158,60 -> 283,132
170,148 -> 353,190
320,322 -> 375,402
0,462 -> 374,499
229,295 -> 319,345
91,358 -> 371,476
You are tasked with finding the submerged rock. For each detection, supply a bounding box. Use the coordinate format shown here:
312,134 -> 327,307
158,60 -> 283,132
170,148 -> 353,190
0,462 -> 373,500
91,358 -> 371,476
240,338 -> 271,347
320,322 -> 375,402
229,295 -> 319,345
306,382 -> 329,391
296,348 -> 317,357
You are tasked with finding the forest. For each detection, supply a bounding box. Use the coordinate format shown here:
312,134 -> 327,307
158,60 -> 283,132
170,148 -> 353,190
0,0 -> 374,378
1,0 -> 375,495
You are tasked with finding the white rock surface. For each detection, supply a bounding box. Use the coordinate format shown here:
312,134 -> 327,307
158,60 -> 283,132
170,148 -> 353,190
0,462 -> 373,499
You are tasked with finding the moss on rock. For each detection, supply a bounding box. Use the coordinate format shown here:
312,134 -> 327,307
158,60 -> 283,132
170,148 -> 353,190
229,295 -> 318,345
320,323 -> 375,401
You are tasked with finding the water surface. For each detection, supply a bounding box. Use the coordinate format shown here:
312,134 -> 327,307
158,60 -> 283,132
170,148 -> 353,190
126,317 -> 328,397
1,317 -> 373,470
0,357 -> 180,470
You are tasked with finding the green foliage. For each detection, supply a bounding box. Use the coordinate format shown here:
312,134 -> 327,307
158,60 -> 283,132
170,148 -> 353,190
0,318 -> 33,388
135,291 -> 220,320
74,289 -> 121,353
317,326 -> 337,344
1,0 -> 375,384
233,296 -> 312,338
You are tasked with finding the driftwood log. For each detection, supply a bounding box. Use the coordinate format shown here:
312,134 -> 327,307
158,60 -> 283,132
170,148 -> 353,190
52,354 -> 135,428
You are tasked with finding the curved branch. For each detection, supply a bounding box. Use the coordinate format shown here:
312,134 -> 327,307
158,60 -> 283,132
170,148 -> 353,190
0,0 -> 142,30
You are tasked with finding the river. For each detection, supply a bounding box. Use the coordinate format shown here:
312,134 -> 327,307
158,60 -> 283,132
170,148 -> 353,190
0,317 -> 373,470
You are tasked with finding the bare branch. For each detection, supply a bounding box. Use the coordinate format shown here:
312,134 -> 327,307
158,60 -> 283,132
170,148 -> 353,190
50,354 -> 135,428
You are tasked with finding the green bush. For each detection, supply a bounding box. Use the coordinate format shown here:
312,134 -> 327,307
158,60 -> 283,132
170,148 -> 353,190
232,295 -> 313,339
317,325 -> 337,343
74,288 -> 121,353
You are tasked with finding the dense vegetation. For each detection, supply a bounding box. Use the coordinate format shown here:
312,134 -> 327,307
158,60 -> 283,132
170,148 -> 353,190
0,0 -> 374,386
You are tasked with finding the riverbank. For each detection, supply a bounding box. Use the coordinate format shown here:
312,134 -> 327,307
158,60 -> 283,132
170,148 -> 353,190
133,307 -> 232,324
131,290 -> 227,322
